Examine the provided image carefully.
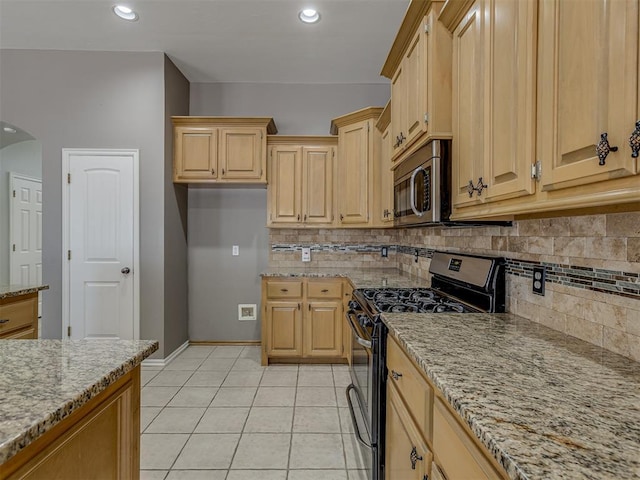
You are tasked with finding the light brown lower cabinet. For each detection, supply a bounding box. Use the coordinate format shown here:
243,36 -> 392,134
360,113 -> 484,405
261,277 -> 351,365
386,335 -> 507,480
1,366 -> 141,480
0,293 -> 38,340
386,380 -> 432,480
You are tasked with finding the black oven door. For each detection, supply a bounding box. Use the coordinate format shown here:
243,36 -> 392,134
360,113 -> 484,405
345,309 -> 376,478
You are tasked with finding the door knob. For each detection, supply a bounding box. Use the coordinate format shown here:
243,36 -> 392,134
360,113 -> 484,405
121,267 -> 131,274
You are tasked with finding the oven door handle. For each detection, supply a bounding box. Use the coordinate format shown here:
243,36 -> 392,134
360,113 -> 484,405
410,166 -> 426,217
346,310 -> 372,349
346,384 -> 373,450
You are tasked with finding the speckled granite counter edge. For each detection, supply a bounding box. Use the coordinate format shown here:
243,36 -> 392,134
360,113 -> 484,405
383,320 -> 526,480
0,285 -> 50,300
0,340 -> 158,464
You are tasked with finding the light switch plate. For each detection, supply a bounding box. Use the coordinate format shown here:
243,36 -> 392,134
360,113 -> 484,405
232,245 -> 239,256
301,247 -> 311,262
532,266 -> 546,295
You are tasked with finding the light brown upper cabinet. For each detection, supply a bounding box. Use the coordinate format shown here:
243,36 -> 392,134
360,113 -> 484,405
331,107 -> 386,227
443,0 -> 538,213
537,0 -> 639,193
442,0 -> 640,220
173,117 -> 277,184
267,136 -> 337,227
376,101 -> 395,224
381,1 -> 452,165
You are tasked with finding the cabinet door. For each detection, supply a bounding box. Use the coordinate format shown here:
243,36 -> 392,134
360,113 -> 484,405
269,146 -> 302,225
379,126 -> 394,224
452,0 -> 485,208
304,301 -> 342,357
483,0 -> 537,202
337,121 -> 370,225
302,146 -> 334,225
174,126 -> 218,181
265,301 -> 302,357
386,381 -> 432,480
220,128 -> 265,181
404,26 -> 426,148
538,0 -> 639,191
391,66 -> 406,157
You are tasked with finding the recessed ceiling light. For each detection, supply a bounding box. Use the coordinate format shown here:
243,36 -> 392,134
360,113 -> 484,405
3,127 -> 17,134
299,8 -> 320,24
113,5 -> 138,21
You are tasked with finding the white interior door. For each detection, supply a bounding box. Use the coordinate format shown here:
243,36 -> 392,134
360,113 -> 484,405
63,149 -> 139,340
10,174 -> 43,315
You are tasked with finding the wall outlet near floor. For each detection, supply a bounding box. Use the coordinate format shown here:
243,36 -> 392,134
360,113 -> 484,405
238,304 -> 257,321
532,266 -> 546,296
301,247 -> 311,262
232,245 -> 239,256
381,246 -> 388,258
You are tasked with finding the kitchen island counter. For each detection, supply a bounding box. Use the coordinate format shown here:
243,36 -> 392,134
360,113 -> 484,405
0,339 -> 158,469
382,311 -> 640,480
0,284 -> 49,300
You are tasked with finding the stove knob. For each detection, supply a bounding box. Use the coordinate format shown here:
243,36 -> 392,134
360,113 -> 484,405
358,314 -> 372,327
348,300 -> 360,310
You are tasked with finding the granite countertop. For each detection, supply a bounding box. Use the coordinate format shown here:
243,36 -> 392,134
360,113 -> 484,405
0,339 -> 158,464
0,284 -> 50,300
382,312 -> 640,480
261,267 -> 428,289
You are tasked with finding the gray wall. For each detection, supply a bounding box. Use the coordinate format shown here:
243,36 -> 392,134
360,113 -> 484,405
0,50 -> 171,355
188,82 -> 390,341
163,55 -> 190,355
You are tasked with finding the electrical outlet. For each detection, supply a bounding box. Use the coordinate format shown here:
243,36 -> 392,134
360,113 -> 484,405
238,304 -> 256,321
381,246 -> 388,258
532,266 -> 546,295
301,247 -> 311,262
414,249 -> 419,263
232,245 -> 239,256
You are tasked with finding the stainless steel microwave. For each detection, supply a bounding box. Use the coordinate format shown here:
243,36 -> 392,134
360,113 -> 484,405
393,139 -> 451,227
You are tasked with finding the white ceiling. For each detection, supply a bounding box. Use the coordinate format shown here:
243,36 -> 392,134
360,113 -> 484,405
0,0 -> 409,84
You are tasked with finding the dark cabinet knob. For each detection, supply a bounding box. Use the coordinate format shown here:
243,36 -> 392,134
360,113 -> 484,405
596,132 -> 618,165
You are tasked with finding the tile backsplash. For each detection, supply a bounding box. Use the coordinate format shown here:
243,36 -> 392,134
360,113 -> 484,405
269,212 -> 640,362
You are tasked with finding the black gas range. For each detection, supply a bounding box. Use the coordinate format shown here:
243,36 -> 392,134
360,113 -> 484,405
344,251 -> 506,480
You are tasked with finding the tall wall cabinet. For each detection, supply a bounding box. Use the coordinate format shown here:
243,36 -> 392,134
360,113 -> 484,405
267,136 -> 337,227
441,0 -> 640,220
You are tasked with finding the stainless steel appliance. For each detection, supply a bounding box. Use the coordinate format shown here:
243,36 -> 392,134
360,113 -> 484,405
393,139 -> 450,227
345,251 -> 506,480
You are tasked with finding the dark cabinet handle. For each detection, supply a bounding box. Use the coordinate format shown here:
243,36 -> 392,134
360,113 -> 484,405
475,177 -> 487,196
280,288 -> 288,292
0,319 -> 9,324
596,132 -> 618,165
410,446 -> 423,470
303,214 -> 307,221
629,121 -> 640,158
211,169 -> 215,175
222,168 -> 225,175
297,214 -> 301,221
391,370 -> 403,380
467,180 -> 475,198
297,303 -> 301,310
340,214 -> 344,221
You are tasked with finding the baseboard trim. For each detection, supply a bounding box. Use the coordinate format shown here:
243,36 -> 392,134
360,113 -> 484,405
142,340 -> 189,368
189,340 -> 261,346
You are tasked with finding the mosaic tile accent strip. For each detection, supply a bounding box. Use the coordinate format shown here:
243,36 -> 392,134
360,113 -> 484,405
271,244 -> 398,254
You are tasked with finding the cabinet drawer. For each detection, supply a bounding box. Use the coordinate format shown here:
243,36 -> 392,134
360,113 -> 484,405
307,281 -> 342,299
0,296 -> 37,337
387,335 -> 433,440
433,398 -> 503,480
266,280 -> 303,299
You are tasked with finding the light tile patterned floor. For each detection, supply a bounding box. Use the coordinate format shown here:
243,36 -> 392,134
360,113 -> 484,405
140,345 -> 368,480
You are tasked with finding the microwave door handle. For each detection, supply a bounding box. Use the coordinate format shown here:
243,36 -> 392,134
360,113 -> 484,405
410,167 -> 426,217
346,311 -> 372,349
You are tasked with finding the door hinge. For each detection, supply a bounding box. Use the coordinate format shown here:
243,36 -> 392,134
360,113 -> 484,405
67,173 -> 71,184
424,23 -> 430,34
367,123 -> 370,132
12,190 -> 16,198
67,250 -> 71,260
424,113 -> 429,124
531,160 -> 541,181
67,326 -> 71,337
12,244 -> 16,252
261,131 -> 264,139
